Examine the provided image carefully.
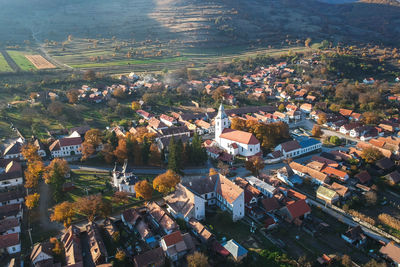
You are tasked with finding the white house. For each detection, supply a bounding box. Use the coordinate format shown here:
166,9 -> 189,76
160,114 -> 177,127
49,136 -> 82,159
270,138 -> 322,160
0,218 -> 20,235
215,104 -> 261,157
0,233 -> 20,254
0,161 -> 23,189
0,190 -> 24,207
245,176 -> 277,198
2,138 -> 24,160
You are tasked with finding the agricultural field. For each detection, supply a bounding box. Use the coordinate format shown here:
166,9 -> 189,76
0,53 -> 13,72
25,55 -> 55,69
7,50 -> 37,71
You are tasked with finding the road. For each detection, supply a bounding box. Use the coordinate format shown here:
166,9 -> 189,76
322,128 -> 360,144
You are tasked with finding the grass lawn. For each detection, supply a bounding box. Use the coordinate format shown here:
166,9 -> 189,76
70,56 -> 188,68
0,53 -> 13,72
7,50 -> 37,71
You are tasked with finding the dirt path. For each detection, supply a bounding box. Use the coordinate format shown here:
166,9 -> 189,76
0,50 -> 21,72
38,181 -> 63,231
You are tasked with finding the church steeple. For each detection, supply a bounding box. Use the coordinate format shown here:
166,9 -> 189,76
215,104 -> 229,142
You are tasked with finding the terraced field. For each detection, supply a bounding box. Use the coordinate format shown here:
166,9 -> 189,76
0,53 -> 13,72
7,51 -> 37,71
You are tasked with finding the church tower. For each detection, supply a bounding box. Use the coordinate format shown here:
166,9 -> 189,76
215,104 -> 229,143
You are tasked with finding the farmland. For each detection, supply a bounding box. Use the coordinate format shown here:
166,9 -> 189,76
25,55 -> 55,69
7,50 -> 37,71
0,53 -> 12,72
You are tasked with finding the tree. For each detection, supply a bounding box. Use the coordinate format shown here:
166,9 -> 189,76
135,180 -> 153,200
48,101 -> 64,116
43,159 -> 70,202
361,147 -> 384,164
25,193 -> 40,209
153,170 -> 181,194
82,129 -> 103,160
101,143 -> 115,164
212,87 -> 225,102
149,143 -> 161,166
364,191 -> 378,206
317,113 -> 327,125
329,103 -> 340,113
245,156 -> 265,177
341,255 -> 352,267
209,168 -> 218,176
217,161 -> 230,176
363,112 -> 379,125
167,138 -> 183,175
24,161 -> 44,189
112,191 -> 130,206
131,101 -> 141,110
311,125 -> 323,138
187,252 -> 209,267
76,195 -> 106,222
363,259 -> 387,267
21,143 -> 41,163
66,89 -> 79,104
83,70 -> 96,81
50,237 -> 63,258
115,250 -> 126,262
114,139 -> 128,163
231,117 -> 246,131
113,88 -> 125,98
305,38 -> 312,48
51,201 -> 75,227
278,103 -> 285,112
328,136 -> 340,146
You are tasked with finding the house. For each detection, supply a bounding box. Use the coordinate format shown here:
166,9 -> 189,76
245,176 -> 277,198
355,171 -> 372,184
376,157 -> 395,173
271,138 -> 321,160
0,233 -> 20,254
147,117 -> 168,132
279,199 -> 311,225
341,226 -> 367,247
147,202 -> 179,235
86,222 -> 108,265
103,218 -> 117,239
133,247 -> 165,267
165,183 -> 207,221
0,218 -> 20,235
289,162 -> 329,184
339,109 -> 353,117
136,220 -> 157,247
276,165 -> 303,187
214,105 -> 261,157
363,78 -> 375,84
121,208 -> 141,230
30,241 -> 55,267
234,177 -> 262,208
340,123 -> 361,135
380,242 -> 400,267
316,186 -> 339,204
160,231 -> 195,262
330,182 -> 351,198
0,204 -> 23,220
61,225 -> 83,267
222,239 -> 248,261
385,170 -> 400,185
0,189 -> 24,207
261,197 -> 281,213
2,139 -> 24,160
160,114 -> 177,127
136,110 -> 153,120
0,160 -> 23,189
300,103 -> 312,114
321,166 -> 349,182
182,174 -> 245,221
49,136 -> 82,159
188,218 -> 214,243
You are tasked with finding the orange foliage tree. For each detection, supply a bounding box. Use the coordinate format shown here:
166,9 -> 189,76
135,180 -> 154,200
25,193 -> 40,209
153,170 -> 181,194
50,201 -> 76,227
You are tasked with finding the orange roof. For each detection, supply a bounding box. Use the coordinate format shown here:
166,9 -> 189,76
339,109 -> 353,116
219,128 -> 259,145
286,199 -> 311,219
216,175 -> 243,204
330,182 -> 349,197
163,231 -> 183,247
300,103 -> 312,111
322,166 -> 348,179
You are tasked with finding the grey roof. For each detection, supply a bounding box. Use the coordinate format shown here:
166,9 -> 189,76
222,239 -> 248,258
182,175 -> 219,195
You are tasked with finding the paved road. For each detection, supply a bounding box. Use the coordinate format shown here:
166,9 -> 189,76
322,128 -> 360,144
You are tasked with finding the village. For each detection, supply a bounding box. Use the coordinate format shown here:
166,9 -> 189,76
1,56 -> 400,267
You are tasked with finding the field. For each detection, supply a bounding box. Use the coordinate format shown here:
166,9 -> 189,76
7,50 -> 37,71
0,53 -> 13,72
25,55 -> 55,69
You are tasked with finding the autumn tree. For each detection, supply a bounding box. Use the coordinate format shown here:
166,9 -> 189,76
131,101 -> 141,110
83,70 -> 96,81
278,103 -> 285,112
361,147 -> 384,164
217,161 -> 230,176
312,125 -> 323,138
305,38 -> 312,48
51,201 -> 75,227
43,159 -> 70,202
76,195 -> 108,222
245,156 -> 265,177
82,129 -> 103,160
21,143 -> 41,163
341,255 -> 352,267
115,250 -> 126,262
25,193 -> 40,210
101,143 -> 115,164
24,161 -> 44,189
49,237 -> 63,259
212,87 -> 225,102
149,143 -> 161,166
209,168 -> 218,176
187,252 -> 209,267
231,117 -> 246,131
66,89 -> 79,104
317,113 -> 327,125
112,191 -> 130,206
135,180 -> 154,200
113,88 -> 125,99
364,191 -> 378,206
114,139 -> 128,163
153,170 -> 181,194
363,112 -> 379,125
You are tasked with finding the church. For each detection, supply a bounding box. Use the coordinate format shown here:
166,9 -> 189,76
214,104 -> 261,157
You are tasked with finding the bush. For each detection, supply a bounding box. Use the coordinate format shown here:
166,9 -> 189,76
378,213 -> 400,231
348,209 -> 376,225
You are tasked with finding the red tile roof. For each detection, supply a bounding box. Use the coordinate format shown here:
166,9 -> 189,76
355,171 -> 372,184
162,231 -> 183,247
0,233 -> 19,249
286,199 -> 311,219
219,128 -> 259,145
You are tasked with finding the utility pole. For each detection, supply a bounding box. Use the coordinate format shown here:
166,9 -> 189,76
27,228 -> 33,247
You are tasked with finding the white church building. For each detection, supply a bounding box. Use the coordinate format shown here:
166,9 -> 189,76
214,104 -> 261,157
